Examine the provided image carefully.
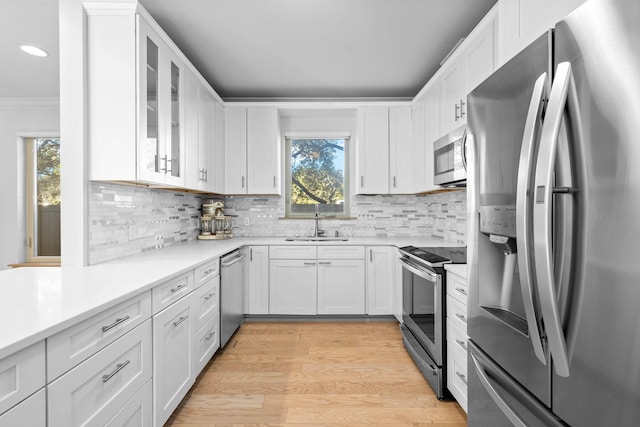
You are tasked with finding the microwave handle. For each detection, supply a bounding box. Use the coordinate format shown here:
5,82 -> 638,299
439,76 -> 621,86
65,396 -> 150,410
461,129 -> 468,171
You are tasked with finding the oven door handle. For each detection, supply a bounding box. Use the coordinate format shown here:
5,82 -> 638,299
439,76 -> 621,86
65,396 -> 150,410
400,258 -> 438,282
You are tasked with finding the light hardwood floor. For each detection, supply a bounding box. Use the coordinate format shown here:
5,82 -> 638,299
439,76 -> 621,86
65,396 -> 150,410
166,321 -> 467,426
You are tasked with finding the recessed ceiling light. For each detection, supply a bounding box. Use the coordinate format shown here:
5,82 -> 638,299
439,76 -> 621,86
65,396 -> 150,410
19,45 -> 49,57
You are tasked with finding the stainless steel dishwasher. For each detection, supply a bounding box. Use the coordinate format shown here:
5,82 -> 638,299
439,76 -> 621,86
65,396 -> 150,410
220,249 -> 245,347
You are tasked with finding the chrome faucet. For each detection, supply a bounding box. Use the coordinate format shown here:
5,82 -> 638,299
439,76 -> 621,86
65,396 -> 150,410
314,205 -> 325,237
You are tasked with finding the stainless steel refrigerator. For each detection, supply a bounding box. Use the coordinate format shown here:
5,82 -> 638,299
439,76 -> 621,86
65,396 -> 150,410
466,0 -> 640,425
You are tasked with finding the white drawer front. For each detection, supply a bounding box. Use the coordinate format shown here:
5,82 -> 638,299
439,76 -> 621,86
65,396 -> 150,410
269,245 -> 316,259
48,320 -> 152,427
446,271 -> 468,305
152,272 -> 193,313
194,258 -> 219,289
317,245 -> 364,260
194,316 -> 220,375
104,379 -> 152,427
0,340 -> 45,415
0,388 -> 45,427
447,296 -> 468,333
447,318 -> 468,355
194,275 -> 219,332
447,342 -> 468,413
48,291 -> 152,381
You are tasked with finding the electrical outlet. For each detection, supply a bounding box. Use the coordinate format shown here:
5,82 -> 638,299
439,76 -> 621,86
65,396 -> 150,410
244,217 -> 250,226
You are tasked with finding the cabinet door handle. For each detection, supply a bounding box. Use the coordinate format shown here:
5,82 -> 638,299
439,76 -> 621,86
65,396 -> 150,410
204,169 -> 208,183
203,267 -> 216,276
455,313 -> 467,323
160,155 -> 168,172
370,249 -> 373,262
101,315 -> 130,333
170,283 -> 186,293
393,176 -> 397,187
455,338 -> 468,351
102,360 -> 130,383
455,103 -> 460,121
456,371 -> 468,385
318,261 -> 331,265
455,287 -> 467,296
250,248 -> 253,261
242,176 -> 245,188
204,331 -> 216,342
204,292 -> 216,301
460,99 -> 466,118
173,315 -> 188,327
273,176 -> 276,188
360,176 -> 364,187
303,262 -> 317,266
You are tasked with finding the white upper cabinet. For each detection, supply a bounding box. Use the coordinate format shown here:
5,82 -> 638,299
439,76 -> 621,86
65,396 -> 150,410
87,4 -> 223,189
356,107 -> 390,194
247,107 -> 281,194
389,106 -> 414,194
415,82 -> 441,193
212,102 -> 225,194
225,107 -> 281,195
185,72 -> 219,192
498,0 -> 586,66
440,8 -> 496,135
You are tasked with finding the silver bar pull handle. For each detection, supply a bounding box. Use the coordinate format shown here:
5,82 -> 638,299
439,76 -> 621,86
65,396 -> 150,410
515,72 -> 549,366
533,62 -> 581,377
455,287 -> 467,296
454,103 -> 460,121
303,262 -> 317,266
204,331 -> 216,342
101,315 -> 130,333
456,371 -> 468,385
393,176 -> 397,187
273,176 -> 276,188
460,99 -> 466,118
170,283 -> 186,293
204,268 -> 215,276
102,360 -> 131,383
471,352 -> 527,427
455,338 -> 467,351
318,261 -> 331,265
204,292 -> 215,301
455,313 -> 467,323
173,315 -> 188,327
360,176 -> 364,187
242,176 -> 245,188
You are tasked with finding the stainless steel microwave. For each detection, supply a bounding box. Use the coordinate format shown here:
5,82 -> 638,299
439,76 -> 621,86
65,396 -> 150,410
433,125 -> 467,186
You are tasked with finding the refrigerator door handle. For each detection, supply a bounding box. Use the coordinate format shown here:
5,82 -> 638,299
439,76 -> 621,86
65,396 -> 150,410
533,62 -> 581,377
516,72 -> 548,365
470,351 -> 527,427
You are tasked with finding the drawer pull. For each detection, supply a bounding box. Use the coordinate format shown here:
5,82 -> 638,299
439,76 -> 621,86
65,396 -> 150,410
101,315 -> 130,333
303,262 -> 317,266
318,261 -> 331,265
455,338 -> 468,351
203,268 -> 215,276
455,313 -> 467,323
102,359 -> 130,383
204,292 -> 216,301
170,283 -> 186,293
173,315 -> 189,327
455,287 -> 468,296
205,331 -> 216,342
456,371 -> 468,385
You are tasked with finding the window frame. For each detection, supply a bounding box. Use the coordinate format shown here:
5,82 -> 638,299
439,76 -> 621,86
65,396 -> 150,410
284,133 -> 350,219
25,136 -> 61,263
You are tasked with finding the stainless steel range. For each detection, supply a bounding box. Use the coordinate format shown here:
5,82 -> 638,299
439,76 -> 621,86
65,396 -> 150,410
398,246 -> 467,399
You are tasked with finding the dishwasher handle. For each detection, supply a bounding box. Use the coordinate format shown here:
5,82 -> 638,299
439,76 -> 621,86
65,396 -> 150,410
221,252 -> 246,268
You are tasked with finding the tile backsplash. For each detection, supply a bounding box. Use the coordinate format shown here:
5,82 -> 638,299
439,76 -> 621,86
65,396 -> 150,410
88,181 -> 466,264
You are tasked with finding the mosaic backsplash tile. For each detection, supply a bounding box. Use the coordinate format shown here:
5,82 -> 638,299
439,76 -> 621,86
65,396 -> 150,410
88,182 -> 467,264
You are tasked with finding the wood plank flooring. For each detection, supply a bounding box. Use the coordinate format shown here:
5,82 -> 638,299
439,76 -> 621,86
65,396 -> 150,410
166,321 -> 467,426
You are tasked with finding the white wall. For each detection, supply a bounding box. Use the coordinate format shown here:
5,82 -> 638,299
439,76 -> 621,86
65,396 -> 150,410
0,100 -> 60,269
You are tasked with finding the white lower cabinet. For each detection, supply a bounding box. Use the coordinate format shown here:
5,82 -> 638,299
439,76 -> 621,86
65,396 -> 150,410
194,316 -> 220,374
244,246 -> 269,314
152,292 -> 195,426
269,259 -> 318,315
445,266 -> 468,413
365,246 -> 395,315
0,340 -> 45,416
105,379 -> 152,427
48,320 -> 153,427
317,260 -> 365,315
0,388 -> 46,427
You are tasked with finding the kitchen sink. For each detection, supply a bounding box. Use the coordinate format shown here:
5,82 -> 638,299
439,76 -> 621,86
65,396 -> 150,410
284,237 -> 349,242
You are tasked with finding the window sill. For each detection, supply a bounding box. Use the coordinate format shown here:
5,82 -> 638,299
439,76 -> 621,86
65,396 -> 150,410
280,216 -> 356,220
8,262 -> 61,268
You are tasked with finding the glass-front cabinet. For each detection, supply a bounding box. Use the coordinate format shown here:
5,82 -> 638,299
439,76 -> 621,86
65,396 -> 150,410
137,16 -> 185,186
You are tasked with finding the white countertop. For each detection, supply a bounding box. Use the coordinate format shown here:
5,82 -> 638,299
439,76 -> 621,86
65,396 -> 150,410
444,263 -> 468,278
1,236 -> 460,359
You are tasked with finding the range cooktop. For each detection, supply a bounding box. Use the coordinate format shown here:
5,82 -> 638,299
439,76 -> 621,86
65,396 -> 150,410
399,246 -> 467,266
